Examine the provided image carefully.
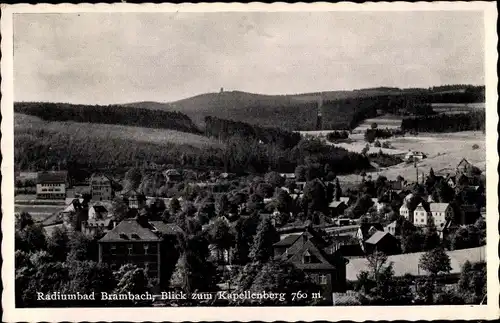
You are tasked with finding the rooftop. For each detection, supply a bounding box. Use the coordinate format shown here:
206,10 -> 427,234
429,203 -> 450,212
37,171 -> 68,184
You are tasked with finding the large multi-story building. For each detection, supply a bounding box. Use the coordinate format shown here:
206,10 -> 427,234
412,202 -> 452,228
90,174 -> 114,201
98,218 -> 182,289
36,171 -> 69,200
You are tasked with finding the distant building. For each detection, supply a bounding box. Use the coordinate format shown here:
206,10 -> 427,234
90,174 -> 114,201
404,151 -> 426,162
120,189 -> 146,209
399,204 -> 411,222
163,169 -> 182,183
328,201 -> 347,218
88,203 -> 109,220
429,203 -> 453,229
98,218 -> 182,290
82,218 -> 116,237
36,171 -> 69,200
364,230 -> 401,255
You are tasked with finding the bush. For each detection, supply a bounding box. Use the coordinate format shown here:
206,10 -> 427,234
374,140 -> 381,147
472,144 -> 479,150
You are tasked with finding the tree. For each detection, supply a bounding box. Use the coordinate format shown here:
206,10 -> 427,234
111,197 -> 129,222
423,220 -> 440,251
113,264 -> 151,306
170,197 -> 181,215
294,165 -> 307,181
356,251 -> 412,305
247,193 -> 265,213
401,230 -> 424,253
64,260 -> 116,305
457,261 -> 486,304
265,171 -> 285,188
210,219 -> 235,263
123,167 -> 143,191
232,215 -> 259,266
451,225 -> 481,250
47,226 -> 70,262
302,179 -> 327,215
371,122 -> 378,129
249,217 -> 279,263
16,212 -> 34,230
18,223 -> 48,252
420,247 -> 452,277
374,140 -> 381,147
274,189 -> 292,214
216,193 -> 230,217
246,261 -> 320,305
68,231 -> 98,262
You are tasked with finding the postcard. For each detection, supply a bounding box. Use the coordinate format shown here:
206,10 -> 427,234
1,2 -> 498,321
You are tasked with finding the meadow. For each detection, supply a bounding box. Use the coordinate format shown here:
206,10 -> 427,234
15,113 -> 221,149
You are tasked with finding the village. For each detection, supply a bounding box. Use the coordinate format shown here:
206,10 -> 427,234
14,153 -> 487,306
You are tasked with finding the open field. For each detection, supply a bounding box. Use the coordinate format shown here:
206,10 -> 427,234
338,131 -> 485,182
15,113 -> 221,149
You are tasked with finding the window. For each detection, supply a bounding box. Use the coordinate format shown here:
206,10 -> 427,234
144,244 -> 149,255
320,275 -> 328,285
127,244 -> 133,255
110,245 -> 116,255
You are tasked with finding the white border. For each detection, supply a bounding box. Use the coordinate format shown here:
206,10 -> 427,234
2,2 -> 498,322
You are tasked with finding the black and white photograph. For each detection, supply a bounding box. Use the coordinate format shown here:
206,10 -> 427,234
1,2 -> 498,322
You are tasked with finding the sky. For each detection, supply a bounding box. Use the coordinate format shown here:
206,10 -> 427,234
14,11 -> 485,105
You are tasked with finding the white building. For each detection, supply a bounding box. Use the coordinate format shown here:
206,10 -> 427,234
429,203 -> 453,229
399,204 -> 411,221
36,171 -> 68,200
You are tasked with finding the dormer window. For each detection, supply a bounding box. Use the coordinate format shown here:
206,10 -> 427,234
303,250 -> 312,264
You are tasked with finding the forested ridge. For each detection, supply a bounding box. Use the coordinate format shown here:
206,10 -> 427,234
14,102 -> 201,134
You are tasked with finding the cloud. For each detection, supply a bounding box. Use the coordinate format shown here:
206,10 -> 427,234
13,11 -> 484,104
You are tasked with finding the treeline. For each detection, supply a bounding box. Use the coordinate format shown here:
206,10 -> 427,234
364,128 -> 403,143
14,102 -> 201,134
326,131 -> 349,142
401,112 -> 485,133
204,116 -> 301,149
15,127 -> 371,177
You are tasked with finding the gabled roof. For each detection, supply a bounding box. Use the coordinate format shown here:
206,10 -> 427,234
287,239 -> 337,270
37,171 -> 68,184
329,201 -> 346,208
429,203 -> 450,212
457,158 -> 471,168
273,234 -> 301,247
164,169 -> 181,176
365,230 -> 393,245
90,174 -> 111,183
120,189 -> 145,198
99,219 -> 162,242
149,221 -> 183,236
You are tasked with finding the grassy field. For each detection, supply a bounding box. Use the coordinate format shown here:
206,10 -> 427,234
431,102 -> 485,114
352,115 -> 403,133
15,113 -> 221,149
338,131 -> 485,182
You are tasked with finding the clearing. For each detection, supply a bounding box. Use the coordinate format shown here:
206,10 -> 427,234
15,113 -> 221,149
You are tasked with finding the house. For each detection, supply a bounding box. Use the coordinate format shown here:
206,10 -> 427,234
364,230 -> 400,255
295,181 -> 306,191
328,201 -> 347,217
280,173 -> 296,180
88,203 -> 109,220
384,220 -> 399,236
82,218 -> 116,237
89,174 -> 114,201
163,169 -> 182,183
446,175 -> 457,189
404,151 -> 426,162
36,171 -> 69,200
355,223 -> 384,244
98,218 -> 182,290
339,196 -> 354,206
273,227 -> 348,301
370,198 -> 387,213
413,203 -> 430,227
456,158 -> 473,176
120,189 -> 146,209
429,203 -> 453,229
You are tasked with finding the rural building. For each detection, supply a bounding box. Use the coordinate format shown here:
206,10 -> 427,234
413,203 -> 430,226
328,201 -> 347,217
163,169 -> 182,183
36,171 -> 69,200
89,174 -> 114,201
384,220 -> 399,236
120,189 -> 147,209
399,204 -> 412,222
429,203 -> 453,228
273,227 -> 348,301
98,218 -> 182,290
404,151 -> 426,162
82,218 -> 116,237
88,203 -> 109,219
363,230 -> 400,255
355,223 -> 384,245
